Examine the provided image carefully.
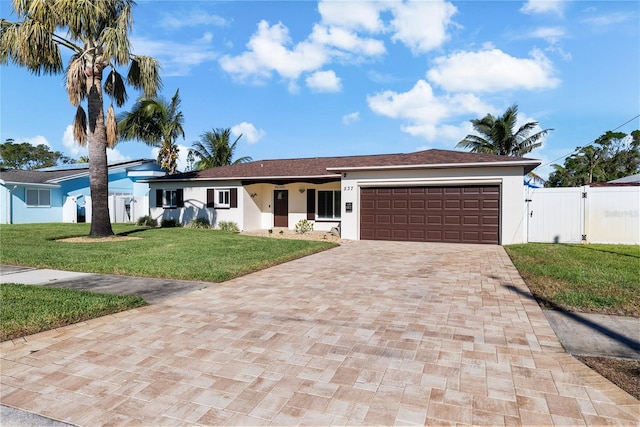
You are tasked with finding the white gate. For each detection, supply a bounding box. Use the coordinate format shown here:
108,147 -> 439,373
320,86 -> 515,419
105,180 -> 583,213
108,195 -> 149,223
527,186 -> 640,244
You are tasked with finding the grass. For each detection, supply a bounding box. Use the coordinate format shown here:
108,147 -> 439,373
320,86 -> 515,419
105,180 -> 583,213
0,283 -> 146,341
0,223 -> 337,282
504,243 -> 640,317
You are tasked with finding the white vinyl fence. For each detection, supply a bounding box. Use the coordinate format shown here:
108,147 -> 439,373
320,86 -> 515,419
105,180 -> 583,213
63,195 -> 149,224
526,185 -> 640,244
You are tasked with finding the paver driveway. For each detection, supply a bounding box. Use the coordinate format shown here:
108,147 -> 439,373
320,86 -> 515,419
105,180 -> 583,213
1,241 -> 638,426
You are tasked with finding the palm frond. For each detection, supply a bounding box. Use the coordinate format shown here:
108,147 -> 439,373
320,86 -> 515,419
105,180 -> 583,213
127,55 -> 161,97
101,26 -> 130,66
73,105 -> 87,146
66,54 -> 86,106
16,19 -> 63,74
106,104 -> 117,147
103,69 -> 128,107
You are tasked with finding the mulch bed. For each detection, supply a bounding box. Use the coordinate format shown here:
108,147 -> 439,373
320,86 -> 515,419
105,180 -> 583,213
576,356 -> 640,400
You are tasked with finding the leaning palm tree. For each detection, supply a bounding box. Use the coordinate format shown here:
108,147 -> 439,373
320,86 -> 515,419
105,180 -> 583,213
0,0 -> 161,237
456,104 -> 552,157
190,128 -> 252,170
118,89 -> 184,174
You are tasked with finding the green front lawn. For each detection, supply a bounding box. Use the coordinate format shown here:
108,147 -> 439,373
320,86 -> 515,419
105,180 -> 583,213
505,243 -> 640,317
0,223 -> 337,282
1,283 -> 146,341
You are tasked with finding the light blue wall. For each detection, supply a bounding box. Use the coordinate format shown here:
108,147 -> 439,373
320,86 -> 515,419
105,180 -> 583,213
2,163 -> 162,224
6,185 -> 63,224
0,185 -> 8,224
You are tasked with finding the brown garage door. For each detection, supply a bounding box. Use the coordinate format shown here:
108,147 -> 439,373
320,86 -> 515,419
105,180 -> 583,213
360,186 -> 500,244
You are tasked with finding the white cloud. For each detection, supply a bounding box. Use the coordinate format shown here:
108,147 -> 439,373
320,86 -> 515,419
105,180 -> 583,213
528,26 -> 566,43
62,125 -> 132,163
427,48 -> 560,92
310,24 -> 385,57
306,70 -> 342,92
520,0 -> 565,16
219,20 -> 328,83
160,10 -> 228,29
582,12 -> 635,27
317,0 -> 386,33
342,112 -> 360,125
367,79 -> 493,142
106,148 -> 132,163
220,1 -> 459,87
131,34 -> 218,77
62,125 -> 86,157
389,0 -> 458,54
23,135 -> 51,148
231,122 -> 265,144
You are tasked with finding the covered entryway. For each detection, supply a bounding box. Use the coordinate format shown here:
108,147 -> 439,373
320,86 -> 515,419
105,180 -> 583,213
273,190 -> 289,227
360,185 -> 500,244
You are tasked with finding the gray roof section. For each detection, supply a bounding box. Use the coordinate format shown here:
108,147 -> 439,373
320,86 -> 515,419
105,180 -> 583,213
1,159 -> 160,185
608,174 -> 640,184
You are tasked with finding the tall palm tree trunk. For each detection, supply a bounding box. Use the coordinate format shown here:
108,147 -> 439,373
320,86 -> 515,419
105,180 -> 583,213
86,65 -> 114,237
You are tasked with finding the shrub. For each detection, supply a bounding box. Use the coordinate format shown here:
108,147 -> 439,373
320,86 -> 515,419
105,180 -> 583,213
136,215 -> 157,227
186,218 -> 211,229
295,219 -> 314,234
160,218 -> 181,228
218,221 -> 239,232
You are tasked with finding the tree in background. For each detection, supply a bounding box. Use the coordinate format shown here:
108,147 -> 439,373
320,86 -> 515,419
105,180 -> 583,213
0,139 -> 74,169
118,89 -> 184,174
1,0 -> 161,237
190,128 -> 252,170
456,104 -> 553,157
547,130 -> 640,187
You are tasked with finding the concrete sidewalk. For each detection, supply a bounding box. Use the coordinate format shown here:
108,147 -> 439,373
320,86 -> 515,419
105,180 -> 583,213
1,243 -> 638,426
0,265 -> 215,305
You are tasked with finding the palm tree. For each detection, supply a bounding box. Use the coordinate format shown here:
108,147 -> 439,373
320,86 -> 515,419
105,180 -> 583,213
118,89 -> 184,174
190,128 -> 252,170
456,104 -> 552,157
0,0 -> 161,237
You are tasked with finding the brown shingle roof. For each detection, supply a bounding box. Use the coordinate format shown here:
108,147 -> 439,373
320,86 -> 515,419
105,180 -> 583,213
154,149 -> 540,182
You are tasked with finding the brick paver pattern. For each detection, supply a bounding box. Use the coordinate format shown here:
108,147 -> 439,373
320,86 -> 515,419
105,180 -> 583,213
2,241 -> 638,426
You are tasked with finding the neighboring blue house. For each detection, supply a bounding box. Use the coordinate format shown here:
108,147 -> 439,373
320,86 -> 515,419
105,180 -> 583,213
0,159 -> 165,224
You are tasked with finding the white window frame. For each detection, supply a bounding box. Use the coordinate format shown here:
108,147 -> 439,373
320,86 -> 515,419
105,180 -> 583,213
215,189 -> 231,208
317,190 -> 341,220
163,190 -> 177,208
26,188 -> 51,207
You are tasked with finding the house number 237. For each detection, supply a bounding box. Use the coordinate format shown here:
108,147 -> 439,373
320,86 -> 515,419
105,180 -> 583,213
343,186 -> 354,191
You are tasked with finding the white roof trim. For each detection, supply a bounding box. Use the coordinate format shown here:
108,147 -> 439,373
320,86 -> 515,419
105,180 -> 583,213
128,170 -> 166,178
1,181 -> 60,188
327,160 -> 540,172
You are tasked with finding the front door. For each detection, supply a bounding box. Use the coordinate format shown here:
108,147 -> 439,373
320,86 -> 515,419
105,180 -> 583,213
274,190 -> 289,227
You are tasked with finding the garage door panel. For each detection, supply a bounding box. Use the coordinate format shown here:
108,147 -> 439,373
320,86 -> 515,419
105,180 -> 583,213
427,215 -> 442,225
376,214 -> 391,224
410,215 -> 425,225
463,215 -> 479,225
409,200 -> 425,209
444,215 -> 460,225
393,215 -> 408,224
376,200 -> 391,210
360,185 -> 500,244
393,200 -> 408,209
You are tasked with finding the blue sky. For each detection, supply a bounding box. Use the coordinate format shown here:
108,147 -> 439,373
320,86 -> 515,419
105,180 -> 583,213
1,0 -> 638,179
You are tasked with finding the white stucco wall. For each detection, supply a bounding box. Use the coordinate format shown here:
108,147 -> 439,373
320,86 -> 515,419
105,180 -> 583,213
149,181 -> 244,229
338,166 -> 528,245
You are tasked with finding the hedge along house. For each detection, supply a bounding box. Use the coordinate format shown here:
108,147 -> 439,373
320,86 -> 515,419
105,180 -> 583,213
147,149 -> 540,245
0,159 -> 165,224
